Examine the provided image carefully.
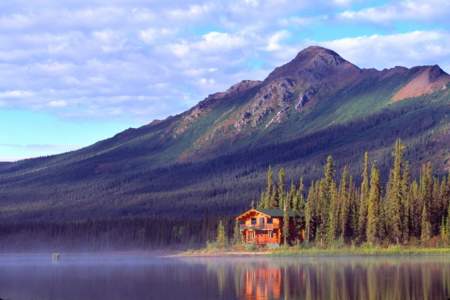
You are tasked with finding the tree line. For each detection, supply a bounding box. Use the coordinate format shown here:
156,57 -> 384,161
253,139 -> 450,246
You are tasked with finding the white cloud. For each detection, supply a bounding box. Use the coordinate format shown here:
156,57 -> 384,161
139,28 -> 175,44
0,0 -> 447,125
167,3 -> 215,20
0,90 -> 33,98
339,0 -> 450,23
318,31 -> 450,71
266,30 -> 290,51
197,32 -> 246,52
167,31 -> 248,59
332,0 -> 355,6
48,100 -> 68,107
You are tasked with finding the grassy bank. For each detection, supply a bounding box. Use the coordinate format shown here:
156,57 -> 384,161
181,245 -> 450,257
270,245 -> 450,256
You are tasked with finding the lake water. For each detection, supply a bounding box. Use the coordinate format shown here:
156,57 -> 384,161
0,253 -> 449,300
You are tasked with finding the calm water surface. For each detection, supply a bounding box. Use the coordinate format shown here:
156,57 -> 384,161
0,253 -> 449,300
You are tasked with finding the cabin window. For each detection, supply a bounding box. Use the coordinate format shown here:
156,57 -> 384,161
251,218 -> 256,225
267,218 -> 272,224
259,218 -> 265,225
239,220 -> 244,225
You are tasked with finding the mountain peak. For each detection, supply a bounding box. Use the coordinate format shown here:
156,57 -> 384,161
294,46 -> 344,61
265,46 -> 359,82
392,64 -> 450,101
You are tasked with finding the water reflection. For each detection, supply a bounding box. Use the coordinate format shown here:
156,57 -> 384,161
0,254 -> 448,300
200,256 -> 450,300
243,266 -> 281,300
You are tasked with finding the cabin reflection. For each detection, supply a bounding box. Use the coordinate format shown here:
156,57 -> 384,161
242,265 -> 282,300
232,258 -> 450,300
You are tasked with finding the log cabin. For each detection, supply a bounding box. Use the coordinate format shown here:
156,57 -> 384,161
236,208 -> 303,247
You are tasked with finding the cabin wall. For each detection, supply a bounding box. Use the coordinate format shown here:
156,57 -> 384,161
238,211 -> 304,246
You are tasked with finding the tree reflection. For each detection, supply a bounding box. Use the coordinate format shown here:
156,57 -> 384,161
203,257 -> 450,300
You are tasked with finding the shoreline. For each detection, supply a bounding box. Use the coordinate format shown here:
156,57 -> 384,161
178,246 -> 450,258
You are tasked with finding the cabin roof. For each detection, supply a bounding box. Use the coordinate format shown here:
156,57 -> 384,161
236,208 -> 297,220
258,209 -> 294,217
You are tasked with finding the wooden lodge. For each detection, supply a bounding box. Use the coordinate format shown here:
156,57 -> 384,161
236,208 -> 303,246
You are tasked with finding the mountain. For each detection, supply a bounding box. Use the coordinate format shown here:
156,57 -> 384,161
0,46 -> 449,223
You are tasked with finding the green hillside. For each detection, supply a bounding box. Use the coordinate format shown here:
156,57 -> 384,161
0,46 -> 449,226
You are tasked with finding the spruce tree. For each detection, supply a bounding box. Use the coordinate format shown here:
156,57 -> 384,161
358,152 -> 370,242
440,218 -> 448,245
232,221 -> 241,245
327,181 -> 339,244
419,162 -> 433,240
257,192 -> 265,209
366,164 -> 381,245
339,166 -> 352,241
295,177 -> 306,242
322,156 -> 335,243
445,200 -> 450,244
283,197 -> 290,246
400,160 -> 411,241
277,168 -> 286,209
421,204 -> 431,242
317,179 -> 327,244
409,180 -> 421,239
265,166 -> 274,208
216,220 -> 227,248
432,177 -> 441,233
386,139 -> 404,244
349,175 -> 359,241
288,180 -> 296,211
305,181 -> 315,242
297,178 -> 305,211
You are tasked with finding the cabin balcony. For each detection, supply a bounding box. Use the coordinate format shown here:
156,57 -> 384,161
240,223 -> 279,231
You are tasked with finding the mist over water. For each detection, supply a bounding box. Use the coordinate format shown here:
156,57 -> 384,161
0,253 -> 449,300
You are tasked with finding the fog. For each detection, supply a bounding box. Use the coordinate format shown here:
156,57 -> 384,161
0,253 -> 449,300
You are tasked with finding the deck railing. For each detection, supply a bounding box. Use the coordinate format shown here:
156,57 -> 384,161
240,223 -> 278,230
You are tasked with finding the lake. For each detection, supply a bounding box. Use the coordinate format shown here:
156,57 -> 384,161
0,253 -> 449,300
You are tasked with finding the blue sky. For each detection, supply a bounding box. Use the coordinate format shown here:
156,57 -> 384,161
0,0 -> 449,161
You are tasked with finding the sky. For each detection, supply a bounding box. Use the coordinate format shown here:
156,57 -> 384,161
0,0 -> 449,161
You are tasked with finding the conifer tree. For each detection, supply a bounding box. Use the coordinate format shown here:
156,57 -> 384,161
386,139 -> 404,244
292,178 -> 304,213
216,220 -> 227,248
419,162 -> 433,239
283,197 -> 290,246
305,181 -> 318,242
305,183 -> 312,242
322,156 -> 335,243
232,221 -> 241,245
366,164 -> 381,245
440,218 -> 448,245
358,152 -> 370,242
288,180 -> 296,211
317,179 -> 327,244
446,204 -> 450,244
409,180 -> 421,238
253,140 -> 450,247
258,192 -> 265,209
339,166 -> 352,241
439,178 -> 448,225
294,177 -> 306,242
327,181 -> 339,243
265,166 -> 274,208
431,177 -> 441,233
400,160 -> 411,241
277,168 -> 286,209
421,204 -> 431,242
349,175 -> 359,241
296,178 -> 305,212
